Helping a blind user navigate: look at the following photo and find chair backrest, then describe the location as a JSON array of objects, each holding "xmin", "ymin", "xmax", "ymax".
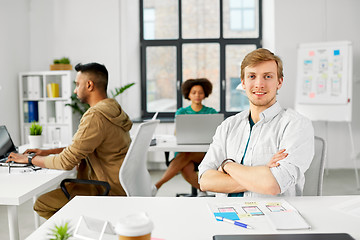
[
  {"xmin": 119, "ymin": 120, "xmax": 159, "ymax": 197},
  {"xmin": 303, "ymin": 136, "xmax": 326, "ymax": 196}
]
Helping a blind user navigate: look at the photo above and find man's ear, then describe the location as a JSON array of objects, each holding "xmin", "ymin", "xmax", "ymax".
[
  {"xmin": 277, "ymin": 77, "xmax": 283, "ymax": 90},
  {"xmin": 87, "ymin": 80, "xmax": 95, "ymax": 91},
  {"xmin": 241, "ymin": 78, "xmax": 245, "ymax": 89}
]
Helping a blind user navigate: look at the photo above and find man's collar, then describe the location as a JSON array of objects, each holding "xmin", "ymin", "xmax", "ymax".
[
  {"xmin": 259, "ymin": 101, "xmax": 282, "ymax": 122},
  {"xmin": 239, "ymin": 102, "xmax": 282, "ymax": 122}
]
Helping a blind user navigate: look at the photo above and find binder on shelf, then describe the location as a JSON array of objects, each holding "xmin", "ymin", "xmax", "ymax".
[
  {"xmin": 28, "ymin": 101, "xmax": 39, "ymax": 122},
  {"xmin": 55, "ymin": 101, "xmax": 64, "ymax": 123},
  {"xmin": 22, "ymin": 79, "xmax": 29, "ymax": 99},
  {"xmin": 23, "ymin": 102, "xmax": 29, "ymax": 123},
  {"xmin": 38, "ymin": 101, "xmax": 46, "ymax": 123},
  {"xmin": 60, "ymin": 125, "xmax": 70, "ymax": 145},
  {"xmin": 62, "ymin": 75, "xmax": 70, "ymax": 98},
  {"xmin": 28, "ymin": 76, "xmax": 41, "ymax": 99},
  {"xmin": 63, "ymin": 105, "xmax": 72, "ymax": 124},
  {"xmin": 47, "ymin": 83, "xmax": 60, "ymax": 98}
]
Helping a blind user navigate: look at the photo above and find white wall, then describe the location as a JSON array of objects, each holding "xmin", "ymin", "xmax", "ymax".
[
  {"xmin": 0, "ymin": 0, "xmax": 30, "ymax": 145},
  {"xmin": 28, "ymin": 0, "xmax": 141, "ymax": 118},
  {"xmin": 273, "ymin": 0, "xmax": 360, "ymax": 168}
]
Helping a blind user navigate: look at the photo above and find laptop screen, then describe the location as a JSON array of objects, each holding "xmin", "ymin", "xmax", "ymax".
[
  {"xmin": 175, "ymin": 114, "xmax": 224, "ymax": 145},
  {"xmin": 0, "ymin": 125, "xmax": 17, "ymax": 159}
]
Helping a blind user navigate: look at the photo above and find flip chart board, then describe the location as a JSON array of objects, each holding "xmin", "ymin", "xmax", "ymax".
[{"xmin": 295, "ymin": 41, "xmax": 353, "ymax": 122}]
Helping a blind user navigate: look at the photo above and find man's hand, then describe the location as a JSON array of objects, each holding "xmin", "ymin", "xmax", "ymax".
[
  {"xmin": 23, "ymin": 148, "xmax": 48, "ymax": 156},
  {"xmin": 6, "ymin": 152, "xmax": 29, "ymax": 164},
  {"xmin": 267, "ymin": 149, "xmax": 288, "ymax": 168}
]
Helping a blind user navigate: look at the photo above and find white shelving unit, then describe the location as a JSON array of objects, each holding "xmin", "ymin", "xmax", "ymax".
[{"xmin": 19, "ymin": 70, "xmax": 76, "ymax": 146}]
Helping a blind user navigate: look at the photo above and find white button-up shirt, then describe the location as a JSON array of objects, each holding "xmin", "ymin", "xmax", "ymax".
[{"xmin": 198, "ymin": 102, "xmax": 314, "ymax": 197}]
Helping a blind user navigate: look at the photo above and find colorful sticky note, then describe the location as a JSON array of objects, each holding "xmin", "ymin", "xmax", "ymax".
[
  {"xmin": 309, "ymin": 51, "xmax": 315, "ymax": 56},
  {"xmin": 334, "ymin": 49, "xmax": 340, "ymax": 56},
  {"xmin": 214, "ymin": 212, "xmax": 240, "ymax": 221}
]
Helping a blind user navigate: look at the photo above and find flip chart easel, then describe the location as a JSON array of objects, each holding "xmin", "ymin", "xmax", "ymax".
[{"xmin": 294, "ymin": 41, "xmax": 359, "ymax": 189}]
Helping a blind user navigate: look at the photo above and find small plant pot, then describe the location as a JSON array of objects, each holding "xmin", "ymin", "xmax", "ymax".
[
  {"xmin": 28, "ymin": 135, "xmax": 43, "ymax": 148},
  {"xmin": 50, "ymin": 64, "xmax": 72, "ymax": 71}
]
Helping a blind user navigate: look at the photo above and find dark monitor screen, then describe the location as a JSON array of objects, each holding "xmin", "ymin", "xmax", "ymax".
[
  {"xmin": 213, "ymin": 233, "xmax": 355, "ymax": 240},
  {"xmin": 0, "ymin": 125, "xmax": 17, "ymax": 159}
]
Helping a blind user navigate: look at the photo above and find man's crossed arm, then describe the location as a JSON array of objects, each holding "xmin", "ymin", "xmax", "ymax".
[{"xmin": 199, "ymin": 149, "xmax": 287, "ymax": 195}]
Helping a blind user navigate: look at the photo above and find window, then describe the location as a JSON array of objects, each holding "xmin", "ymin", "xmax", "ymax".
[
  {"xmin": 228, "ymin": 0, "xmax": 256, "ymax": 32},
  {"xmin": 140, "ymin": 0, "xmax": 262, "ymax": 118},
  {"xmin": 143, "ymin": 8, "xmax": 155, "ymax": 39}
]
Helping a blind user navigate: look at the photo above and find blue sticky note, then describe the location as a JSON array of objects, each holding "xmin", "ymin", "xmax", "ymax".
[
  {"xmin": 334, "ymin": 50, "xmax": 340, "ymax": 56},
  {"xmin": 214, "ymin": 212, "xmax": 240, "ymax": 221}
]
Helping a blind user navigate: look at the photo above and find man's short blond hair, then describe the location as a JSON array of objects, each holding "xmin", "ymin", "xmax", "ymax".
[{"xmin": 240, "ymin": 48, "xmax": 284, "ymax": 80}]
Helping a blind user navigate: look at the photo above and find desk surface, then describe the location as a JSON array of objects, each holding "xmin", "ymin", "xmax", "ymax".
[
  {"xmin": 27, "ymin": 196, "xmax": 360, "ymax": 240},
  {"xmin": 0, "ymin": 167, "xmax": 74, "ymax": 206},
  {"xmin": 148, "ymin": 135, "xmax": 209, "ymax": 152}
]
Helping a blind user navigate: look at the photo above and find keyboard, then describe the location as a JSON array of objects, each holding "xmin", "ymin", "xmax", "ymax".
[{"xmin": 0, "ymin": 161, "xmax": 29, "ymax": 167}]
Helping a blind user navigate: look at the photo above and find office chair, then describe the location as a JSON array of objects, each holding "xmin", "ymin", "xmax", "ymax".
[
  {"xmin": 303, "ymin": 136, "xmax": 326, "ymax": 196},
  {"xmin": 119, "ymin": 120, "xmax": 160, "ymax": 196},
  {"xmin": 61, "ymin": 120, "xmax": 159, "ymax": 199},
  {"xmin": 60, "ymin": 179, "xmax": 110, "ymax": 200}
]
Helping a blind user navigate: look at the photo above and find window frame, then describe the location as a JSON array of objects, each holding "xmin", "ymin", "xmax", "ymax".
[{"xmin": 140, "ymin": 0, "xmax": 262, "ymax": 119}]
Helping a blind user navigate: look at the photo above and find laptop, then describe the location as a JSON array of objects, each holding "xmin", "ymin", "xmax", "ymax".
[
  {"xmin": 213, "ymin": 233, "xmax": 355, "ymax": 240},
  {"xmin": 0, "ymin": 125, "xmax": 28, "ymax": 167},
  {"xmin": 175, "ymin": 114, "xmax": 224, "ymax": 145}
]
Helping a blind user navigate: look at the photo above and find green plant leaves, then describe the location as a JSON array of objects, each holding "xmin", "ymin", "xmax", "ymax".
[
  {"xmin": 48, "ymin": 222, "xmax": 72, "ymax": 240},
  {"xmin": 29, "ymin": 122, "xmax": 42, "ymax": 135},
  {"xmin": 53, "ymin": 57, "xmax": 71, "ymax": 64},
  {"xmin": 110, "ymin": 83, "xmax": 135, "ymax": 98}
]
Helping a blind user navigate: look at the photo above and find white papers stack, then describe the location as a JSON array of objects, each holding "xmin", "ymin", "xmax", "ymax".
[{"xmin": 266, "ymin": 210, "xmax": 311, "ymax": 230}]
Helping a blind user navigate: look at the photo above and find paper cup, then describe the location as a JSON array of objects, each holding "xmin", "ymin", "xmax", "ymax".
[{"xmin": 115, "ymin": 212, "xmax": 153, "ymax": 240}]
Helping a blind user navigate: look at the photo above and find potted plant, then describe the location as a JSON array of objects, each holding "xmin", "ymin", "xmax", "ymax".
[
  {"xmin": 48, "ymin": 222, "xmax": 72, "ymax": 240},
  {"xmin": 28, "ymin": 121, "xmax": 43, "ymax": 148},
  {"xmin": 50, "ymin": 57, "xmax": 73, "ymax": 71}
]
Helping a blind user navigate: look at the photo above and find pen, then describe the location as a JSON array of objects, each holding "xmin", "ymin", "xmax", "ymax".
[{"xmin": 215, "ymin": 216, "xmax": 253, "ymax": 229}]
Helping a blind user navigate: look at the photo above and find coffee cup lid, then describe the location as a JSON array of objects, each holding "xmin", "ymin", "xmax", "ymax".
[{"xmin": 115, "ymin": 212, "xmax": 153, "ymax": 237}]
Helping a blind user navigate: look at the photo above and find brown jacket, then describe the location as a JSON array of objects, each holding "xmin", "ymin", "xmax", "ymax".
[{"xmin": 44, "ymin": 98, "xmax": 132, "ymax": 196}]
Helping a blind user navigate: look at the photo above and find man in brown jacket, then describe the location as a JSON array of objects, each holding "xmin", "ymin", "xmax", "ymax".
[{"xmin": 8, "ymin": 62, "xmax": 133, "ymax": 219}]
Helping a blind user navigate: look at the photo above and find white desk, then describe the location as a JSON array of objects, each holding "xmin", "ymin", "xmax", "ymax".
[
  {"xmin": 0, "ymin": 167, "xmax": 75, "ymax": 240},
  {"xmin": 26, "ymin": 195, "xmax": 360, "ymax": 240},
  {"xmin": 148, "ymin": 135, "xmax": 209, "ymax": 153}
]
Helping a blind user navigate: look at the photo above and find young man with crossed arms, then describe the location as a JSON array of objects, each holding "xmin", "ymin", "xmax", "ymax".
[{"xmin": 199, "ymin": 49, "xmax": 314, "ymax": 197}]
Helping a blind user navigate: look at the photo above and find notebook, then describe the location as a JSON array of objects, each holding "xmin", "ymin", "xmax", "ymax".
[
  {"xmin": 0, "ymin": 125, "xmax": 29, "ymax": 167},
  {"xmin": 213, "ymin": 233, "xmax": 355, "ymax": 240},
  {"xmin": 175, "ymin": 114, "xmax": 224, "ymax": 145}
]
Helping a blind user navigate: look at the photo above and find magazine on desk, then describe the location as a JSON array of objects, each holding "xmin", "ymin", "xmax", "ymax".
[{"xmin": 207, "ymin": 199, "xmax": 311, "ymax": 230}]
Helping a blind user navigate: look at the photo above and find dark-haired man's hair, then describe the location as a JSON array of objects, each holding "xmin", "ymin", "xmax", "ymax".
[
  {"xmin": 75, "ymin": 62, "xmax": 108, "ymax": 92},
  {"xmin": 181, "ymin": 78, "xmax": 213, "ymax": 100}
]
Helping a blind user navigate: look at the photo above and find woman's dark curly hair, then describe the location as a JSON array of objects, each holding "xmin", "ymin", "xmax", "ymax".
[{"xmin": 181, "ymin": 78, "xmax": 213, "ymax": 100}]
